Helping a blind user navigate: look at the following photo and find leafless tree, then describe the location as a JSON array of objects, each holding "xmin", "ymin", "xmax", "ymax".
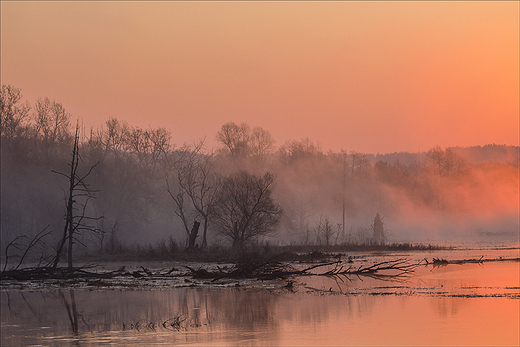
[
  {"xmin": 166, "ymin": 173, "xmax": 196, "ymax": 249},
  {"xmin": 249, "ymin": 126, "xmax": 275, "ymax": 157},
  {"xmin": 346, "ymin": 151, "xmax": 371, "ymax": 178},
  {"xmin": 33, "ymin": 97, "xmax": 71, "ymax": 145},
  {"xmin": 51, "ymin": 123, "xmax": 101, "ymax": 268},
  {"xmin": 104, "ymin": 117, "xmax": 129, "ymax": 152},
  {"xmin": 424, "ymin": 146, "xmax": 467, "ymax": 177},
  {"xmin": 2, "ymin": 226, "xmax": 53, "ymax": 271},
  {"xmin": 277, "ymin": 137, "xmax": 323, "ymax": 163},
  {"xmin": 0, "ymin": 84, "xmax": 31, "ymax": 139},
  {"xmin": 212, "ymin": 171, "xmax": 282, "ymax": 249},
  {"xmin": 216, "ymin": 122, "xmax": 251, "ymax": 157},
  {"xmin": 315, "ymin": 215, "xmax": 337, "ymax": 246},
  {"xmin": 85, "ymin": 118, "xmax": 169, "ymax": 251},
  {"xmin": 148, "ymin": 127, "xmax": 171, "ymax": 169},
  {"xmin": 276, "ymin": 188, "xmax": 317, "ymax": 244},
  {"xmin": 443, "ymin": 148, "xmax": 467, "ymax": 177},
  {"xmin": 166, "ymin": 142, "xmax": 219, "ymax": 250}
]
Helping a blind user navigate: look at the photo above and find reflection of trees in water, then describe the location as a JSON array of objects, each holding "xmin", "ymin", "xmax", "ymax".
[
  {"xmin": 3, "ymin": 287, "xmax": 378, "ymax": 345},
  {"xmin": 58, "ymin": 290, "xmax": 87, "ymax": 346},
  {"xmin": 2, "ymin": 288, "xmax": 281, "ymax": 344},
  {"xmin": 1, "ymin": 290, "xmax": 197, "ymax": 334},
  {"xmin": 203, "ymin": 287, "xmax": 378, "ymax": 339},
  {"xmin": 430, "ymin": 297, "xmax": 468, "ymax": 317},
  {"xmin": 59, "ymin": 290, "xmax": 79, "ymax": 334},
  {"xmin": 205, "ymin": 290, "xmax": 280, "ymax": 330},
  {"xmin": 1, "ymin": 291, "xmax": 83, "ymax": 345},
  {"xmin": 275, "ymin": 294, "xmax": 376, "ymax": 327},
  {"xmin": 3, "ymin": 291, "xmax": 49, "ymax": 324}
]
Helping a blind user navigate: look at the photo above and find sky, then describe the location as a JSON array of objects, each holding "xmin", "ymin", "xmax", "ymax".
[{"xmin": 1, "ymin": 1, "xmax": 518, "ymax": 154}]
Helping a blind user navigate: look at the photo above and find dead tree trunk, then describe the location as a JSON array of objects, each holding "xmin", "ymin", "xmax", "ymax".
[
  {"xmin": 67, "ymin": 133, "xmax": 80, "ymax": 268},
  {"xmin": 51, "ymin": 123, "xmax": 100, "ymax": 268},
  {"xmin": 53, "ymin": 125, "xmax": 79, "ymax": 268},
  {"xmin": 187, "ymin": 221, "xmax": 200, "ymax": 250}
]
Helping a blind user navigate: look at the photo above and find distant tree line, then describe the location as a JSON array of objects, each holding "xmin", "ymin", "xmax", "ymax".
[{"xmin": 1, "ymin": 85, "xmax": 518, "ymax": 265}]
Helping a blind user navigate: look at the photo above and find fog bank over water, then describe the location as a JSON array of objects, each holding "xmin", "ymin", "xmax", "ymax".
[
  {"xmin": 1, "ymin": 90, "xmax": 518, "ymax": 253},
  {"xmin": 272, "ymin": 147, "xmax": 518, "ymax": 245}
]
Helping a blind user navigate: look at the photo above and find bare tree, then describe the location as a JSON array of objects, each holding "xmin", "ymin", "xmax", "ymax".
[
  {"xmin": 277, "ymin": 137, "xmax": 322, "ymax": 163},
  {"xmin": 213, "ymin": 171, "xmax": 282, "ymax": 249},
  {"xmin": 126, "ymin": 127, "xmax": 149, "ymax": 158},
  {"xmin": 346, "ymin": 151, "xmax": 370, "ymax": 178},
  {"xmin": 315, "ymin": 215, "xmax": 337, "ymax": 246},
  {"xmin": 148, "ymin": 127, "xmax": 171, "ymax": 170},
  {"xmin": 166, "ymin": 142, "xmax": 219, "ymax": 250},
  {"xmin": 87, "ymin": 118, "xmax": 167, "ymax": 252},
  {"xmin": 443, "ymin": 148, "xmax": 467, "ymax": 177},
  {"xmin": 178, "ymin": 143, "xmax": 219, "ymax": 249},
  {"xmin": 51, "ymin": 123, "xmax": 100, "ymax": 268},
  {"xmin": 276, "ymin": 187, "xmax": 317, "ymax": 244},
  {"xmin": 33, "ymin": 97, "xmax": 71, "ymax": 145},
  {"xmin": 0, "ymin": 84, "xmax": 31, "ymax": 139},
  {"xmin": 424, "ymin": 146, "xmax": 467, "ymax": 177},
  {"xmin": 424, "ymin": 146, "xmax": 445, "ymax": 175},
  {"xmin": 104, "ymin": 117, "xmax": 129, "ymax": 152},
  {"xmin": 2, "ymin": 226, "xmax": 53, "ymax": 271},
  {"xmin": 216, "ymin": 122, "xmax": 251, "ymax": 157},
  {"xmin": 166, "ymin": 173, "xmax": 197, "ymax": 249},
  {"xmin": 249, "ymin": 126, "xmax": 275, "ymax": 157}
]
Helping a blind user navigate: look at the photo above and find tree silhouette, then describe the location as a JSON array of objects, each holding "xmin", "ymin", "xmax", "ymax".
[
  {"xmin": 51, "ymin": 124, "xmax": 100, "ymax": 268},
  {"xmin": 213, "ymin": 171, "xmax": 282, "ymax": 249}
]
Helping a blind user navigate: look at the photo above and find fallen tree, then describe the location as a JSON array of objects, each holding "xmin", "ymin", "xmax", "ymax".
[
  {"xmin": 185, "ymin": 258, "xmax": 420, "ymax": 281},
  {"xmin": 2, "ymin": 255, "xmax": 518, "ymax": 284},
  {"xmin": 422, "ymin": 256, "xmax": 520, "ymax": 266}
]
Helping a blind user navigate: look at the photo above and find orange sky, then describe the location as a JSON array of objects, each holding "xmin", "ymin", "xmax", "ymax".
[{"xmin": 1, "ymin": 1, "xmax": 518, "ymax": 153}]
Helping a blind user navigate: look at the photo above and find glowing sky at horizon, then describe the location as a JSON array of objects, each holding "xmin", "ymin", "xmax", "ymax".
[{"xmin": 1, "ymin": 1, "xmax": 518, "ymax": 153}]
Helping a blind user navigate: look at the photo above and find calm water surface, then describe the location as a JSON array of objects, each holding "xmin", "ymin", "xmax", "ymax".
[{"xmin": 1, "ymin": 248, "xmax": 519, "ymax": 346}]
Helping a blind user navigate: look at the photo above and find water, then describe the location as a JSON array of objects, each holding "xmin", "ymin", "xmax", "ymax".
[{"xmin": 1, "ymin": 247, "xmax": 519, "ymax": 346}]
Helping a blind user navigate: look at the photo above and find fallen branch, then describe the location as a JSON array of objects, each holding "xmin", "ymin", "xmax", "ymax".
[
  {"xmin": 183, "ymin": 258, "xmax": 420, "ymax": 280},
  {"xmin": 424, "ymin": 256, "xmax": 520, "ymax": 266},
  {"xmin": 306, "ymin": 258, "xmax": 418, "ymax": 277}
]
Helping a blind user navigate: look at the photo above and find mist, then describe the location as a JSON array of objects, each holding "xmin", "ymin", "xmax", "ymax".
[
  {"xmin": 1, "ymin": 87, "xmax": 519, "ymax": 261},
  {"xmin": 270, "ymin": 145, "xmax": 518, "ymax": 245}
]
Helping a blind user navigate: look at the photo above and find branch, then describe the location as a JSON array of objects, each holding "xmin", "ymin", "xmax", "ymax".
[
  {"xmin": 14, "ymin": 226, "xmax": 53, "ymax": 270},
  {"xmin": 3, "ymin": 235, "xmax": 28, "ymax": 271}
]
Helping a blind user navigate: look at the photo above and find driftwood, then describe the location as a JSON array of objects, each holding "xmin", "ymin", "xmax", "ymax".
[
  {"xmin": 423, "ymin": 256, "xmax": 520, "ymax": 266},
  {"xmin": 1, "ymin": 259, "xmax": 419, "ymax": 282},
  {"xmin": 1, "ymin": 265, "xmax": 120, "ymax": 281},
  {"xmin": 184, "ymin": 258, "xmax": 420, "ymax": 281},
  {"xmin": 3, "ymin": 256, "xmax": 517, "ymax": 284},
  {"xmin": 0, "ymin": 265, "xmax": 178, "ymax": 281}
]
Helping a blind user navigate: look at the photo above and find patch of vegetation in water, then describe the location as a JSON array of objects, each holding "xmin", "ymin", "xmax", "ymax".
[{"xmin": 67, "ymin": 242, "xmax": 452, "ymax": 265}]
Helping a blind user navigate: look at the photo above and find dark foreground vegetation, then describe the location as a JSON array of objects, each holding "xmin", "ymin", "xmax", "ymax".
[
  {"xmin": 2, "ymin": 237, "xmax": 448, "ymax": 269},
  {"xmin": 77, "ymin": 241, "xmax": 449, "ymax": 262}
]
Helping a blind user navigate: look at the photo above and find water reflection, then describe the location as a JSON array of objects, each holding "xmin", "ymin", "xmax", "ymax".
[
  {"xmin": 1, "ymin": 262, "xmax": 519, "ymax": 346},
  {"xmin": 59, "ymin": 290, "xmax": 79, "ymax": 335}
]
